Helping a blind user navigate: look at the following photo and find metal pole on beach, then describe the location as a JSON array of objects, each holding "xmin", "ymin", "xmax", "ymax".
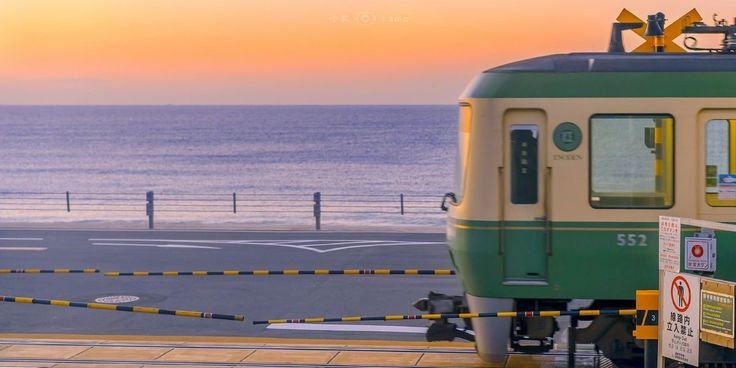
[
  {"xmin": 400, "ymin": 193, "xmax": 404, "ymax": 215},
  {"xmin": 313, "ymin": 192, "xmax": 321, "ymax": 230},
  {"xmin": 232, "ymin": 192, "xmax": 237, "ymax": 214},
  {"xmin": 146, "ymin": 191, "xmax": 154, "ymax": 229}
]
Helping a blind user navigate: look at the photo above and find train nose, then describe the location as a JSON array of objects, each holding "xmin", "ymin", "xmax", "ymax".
[{"xmin": 465, "ymin": 294, "xmax": 513, "ymax": 365}]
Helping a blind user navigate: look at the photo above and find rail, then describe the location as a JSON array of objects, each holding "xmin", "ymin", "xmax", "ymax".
[{"xmin": 0, "ymin": 191, "xmax": 444, "ymax": 229}]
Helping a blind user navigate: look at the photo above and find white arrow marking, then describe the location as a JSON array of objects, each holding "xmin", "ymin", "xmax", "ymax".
[
  {"xmin": 266, "ymin": 323, "xmax": 428, "ymax": 334},
  {"xmin": 88, "ymin": 238, "xmax": 445, "ymax": 253}
]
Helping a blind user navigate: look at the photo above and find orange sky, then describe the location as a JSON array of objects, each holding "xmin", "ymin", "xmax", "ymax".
[{"xmin": 1, "ymin": 1, "xmax": 735, "ymax": 104}]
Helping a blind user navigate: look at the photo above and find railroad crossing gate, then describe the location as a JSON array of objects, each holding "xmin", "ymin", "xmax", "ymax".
[{"xmin": 657, "ymin": 216, "xmax": 736, "ymax": 366}]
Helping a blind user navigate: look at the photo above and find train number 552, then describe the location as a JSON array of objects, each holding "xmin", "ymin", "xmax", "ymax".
[{"xmin": 616, "ymin": 233, "xmax": 647, "ymax": 246}]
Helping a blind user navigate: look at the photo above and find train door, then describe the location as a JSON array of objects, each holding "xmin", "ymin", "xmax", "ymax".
[
  {"xmin": 501, "ymin": 110, "xmax": 548, "ymax": 284},
  {"xmin": 699, "ymin": 110, "xmax": 736, "ymax": 216}
]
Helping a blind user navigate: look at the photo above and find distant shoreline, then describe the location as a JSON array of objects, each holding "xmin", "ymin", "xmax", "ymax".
[{"xmin": 0, "ymin": 104, "xmax": 457, "ymax": 107}]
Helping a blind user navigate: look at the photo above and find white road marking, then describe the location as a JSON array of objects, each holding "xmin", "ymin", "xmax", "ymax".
[
  {"xmin": 88, "ymin": 238, "xmax": 445, "ymax": 253},
  {"xmin": 300, "ymin": 240, "xmax": 386, "ymax": 247},
  {"xmin": 0, "ymin": 238, "xmax": 43, "ymax": 241},
  {"xmin": 0, "ymin": 247, "xmax": 47, "ymax": 251},
  {"xmin": 266, "ymin": 323, "xmax": 428, "ymax": 334},
  {"xmin": 325, "ymin": 241, "xmax": 446, "ymax": 253},
  {"xmin": 91, "ymin": 242, "xmax": 221, "ymax": 250}
]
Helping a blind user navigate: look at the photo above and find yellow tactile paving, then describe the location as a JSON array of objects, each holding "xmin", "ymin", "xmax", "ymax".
[
  {"xmin": 506, "ymin": 354, "xmax": 557, "ymax": 368},
  {"xmin": 72, "ymin": 346, "xmax": 171, "ymax": 361},
  {"xmin": 0, "ymin": 345, "xmax": 90, "ymax": 359},
  {"xmin": 141, "ymin": 363, "xmax": 221, "ymax": 368},
  {"xmin": 0, "ymin": 334, "xmax": 470, "ymax": 348},
  {"xmin": 157, "ymin": 347, "xmax": 254, "ymax": 362},
  {"xmin": 53, "ymin": 364, "xmax": 143, "ymax": 368},
  {"xmin": 417, "ymin": 352, "xmax": 499, "ymax": 367},
  {"xmin": 329, "ymin": 351, "xmax": 423, "ymax": 366},
  {"xmin": 243, "ymin": 349, "xmax": 337, "ymax": 365},
  {"xmin": 142, "ymin": 366, "xmax": 231, "ymax": 368},
  {"xmin": 0, "ymin": 337, "xmax": 609, "ymax": 368}
]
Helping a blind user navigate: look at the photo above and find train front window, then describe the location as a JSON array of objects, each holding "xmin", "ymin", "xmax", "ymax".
[
  {"xmin": 705, "ymin": 119, "xmax": 736, "ymax": 206},
  {"xmin": 589, "ymin": 114, "xmax": 674, "ymax": 208},
  {"xmin": 454, "ymin": 103, "xmax": 472, "ymax": 203}
]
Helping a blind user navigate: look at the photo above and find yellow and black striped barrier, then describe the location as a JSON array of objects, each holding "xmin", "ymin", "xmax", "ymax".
[
  {"xmin": 0, "ymin": 295, "xmax": 245, "ymax": 321},
  {"xmin": 253, "ymin": 308, "xmax": 637, "ymax": 325},
  {"xmin": 0, "ymin": 268, "xmax": 99, "ymax": 274},
  {"xmin": 104, "ymin": 269, "xmax": 456, "ymax": 277}
]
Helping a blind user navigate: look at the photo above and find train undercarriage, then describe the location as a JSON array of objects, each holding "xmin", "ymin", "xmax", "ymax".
[{"xmin": 415, "ymin": 293, "xmax": 642, "ymax": 367}]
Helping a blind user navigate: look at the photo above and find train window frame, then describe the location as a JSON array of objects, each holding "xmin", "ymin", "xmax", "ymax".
[
  {"xmin": 705, "ymin": 119, "xmax": 736, "ymax": 207},
  {"xmin": 588, "ymin": 114, "xmax": 675, "ymax": 209},
  {"xmin": 510, "ymin": 124, "xmax": 539, "ymax": 204},
  {"xmin": 453, "ymin": 102, "xmax": 472, "ymax": 204}
]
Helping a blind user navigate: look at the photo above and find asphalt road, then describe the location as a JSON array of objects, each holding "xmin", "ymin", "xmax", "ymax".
[{"xmin": 0, "ymin": 228, "xmax": 461, "ymax": 341}]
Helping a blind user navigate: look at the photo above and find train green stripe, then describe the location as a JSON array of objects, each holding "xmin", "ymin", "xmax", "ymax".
[
  {"xmin": 448, "ymin": 219, "xmax": 701, "ymax": 231},
  {"xmin": 463, "ymin": 72, "xmax": 736, "ymax": 98},
  {"xmin": 448, "ymin": 218, "xmax": 736, "ymax": 299}
]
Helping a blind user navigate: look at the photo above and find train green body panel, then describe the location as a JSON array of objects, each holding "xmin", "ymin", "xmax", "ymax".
[{"xmin": 448, "ymin": 218, "xmax": 736, "ymax": 300}]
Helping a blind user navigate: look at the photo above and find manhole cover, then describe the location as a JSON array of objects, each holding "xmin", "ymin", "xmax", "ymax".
[{"xmin": 94, "ymin": 295, "xmax": 139, "ymax": 304}]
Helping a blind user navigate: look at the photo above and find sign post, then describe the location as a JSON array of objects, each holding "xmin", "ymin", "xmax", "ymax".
[{"xmin": 657, "ymin": 216, "xmax": 682, "ymax": 368}]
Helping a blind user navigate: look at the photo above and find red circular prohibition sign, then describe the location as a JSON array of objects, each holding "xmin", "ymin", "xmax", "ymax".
[{"xmin": 670, "ymin": 275, "xmax": 691, "ymax": 313}]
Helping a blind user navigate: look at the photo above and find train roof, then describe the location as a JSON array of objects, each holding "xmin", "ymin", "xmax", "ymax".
[
  {"xmin": 486, "ymin": 53, "xmax": 736, "ymax": 73},
  {"xmin": 462, "ymin": 52, "xmax": 736, "ymax": 99}
]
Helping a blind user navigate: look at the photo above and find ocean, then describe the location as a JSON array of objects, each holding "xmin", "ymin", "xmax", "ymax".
[{"xmin": 0, "ymin": 105, "xmax": 457, "ymax": 228}]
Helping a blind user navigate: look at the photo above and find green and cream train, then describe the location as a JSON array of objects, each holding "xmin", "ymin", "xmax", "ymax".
[{"xmin": 444, "ymin": 51, "xmax": 736, "ymax": 364}]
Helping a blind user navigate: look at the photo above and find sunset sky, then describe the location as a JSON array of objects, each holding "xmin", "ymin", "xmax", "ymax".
[{"xmin": 2, "ymin": 1, "xmax": 735, "ymax": 104}]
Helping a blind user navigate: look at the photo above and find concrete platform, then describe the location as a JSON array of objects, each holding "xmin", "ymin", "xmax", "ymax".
[{"xmin": 0, "ymin": 335, "xmax": 613, "ymax": 367}]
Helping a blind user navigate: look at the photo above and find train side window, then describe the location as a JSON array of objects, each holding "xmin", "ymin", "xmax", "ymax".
[
  {"xmin": 510, "ymin": 124, "xmax": 538, "ymax": 204},
  {"xmin": 454, "ymin": 103, "xmax": 472, "ymax": 203},
  {"xmin": 589, "ymin": 114, "xmax": 674, "ymax": 208},
  {"xmin": 705, "ymin": 119, "xmax": 736, "ymax": 206}
]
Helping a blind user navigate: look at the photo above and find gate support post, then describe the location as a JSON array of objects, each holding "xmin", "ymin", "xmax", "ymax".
[{"xmin": 568, "ymin": 315, "xmax": 578, "ymax": 368}]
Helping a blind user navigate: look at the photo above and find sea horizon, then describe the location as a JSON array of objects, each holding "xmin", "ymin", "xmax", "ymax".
[{"xmin": 0, "ymin": 105, "xmax": 456, "ymax": 228}]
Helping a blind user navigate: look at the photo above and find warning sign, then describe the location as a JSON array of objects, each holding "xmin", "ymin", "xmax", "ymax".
[
  {"xmin": 662, "ymin": 272, "xmax": 700, "ymax": 366},
  {"xmin": 701, "ymin": 278, "xmax": 735, "ymax": 349},
  {"xmin": 659, "ymin": 216, "xmax": 681, "ymax": 272},
  {"xmin": 685, "ymin": 237, "xmax": 716, "ymax": 272}
]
